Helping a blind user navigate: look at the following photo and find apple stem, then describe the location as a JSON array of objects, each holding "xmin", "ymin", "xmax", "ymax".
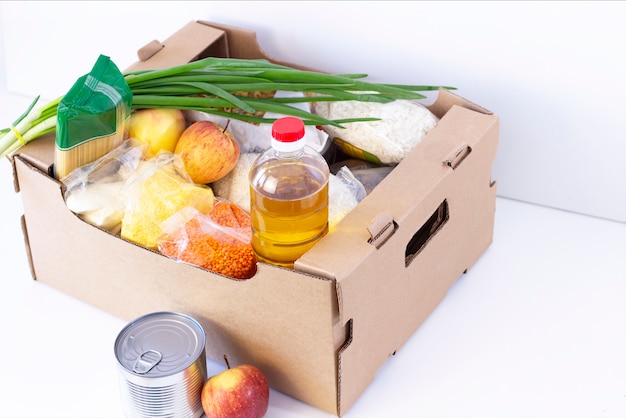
[
  {"xmin": 223, "ymin": 354, "xmax": 231, "ymax": 370},
  {"xmin": 223, "ymin": 119, "xmax": 231, "ymax": 133}
]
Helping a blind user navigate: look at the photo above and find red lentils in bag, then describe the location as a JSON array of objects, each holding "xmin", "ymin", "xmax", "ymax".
[{"xmin": 159, "ymin": 200, "xmax": 257, "ymax": 280}]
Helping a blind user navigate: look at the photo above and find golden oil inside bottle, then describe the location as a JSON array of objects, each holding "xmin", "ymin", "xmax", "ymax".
[{"xmin": 250, "ymin": 160, "xmax": 329, "ymax": 268}]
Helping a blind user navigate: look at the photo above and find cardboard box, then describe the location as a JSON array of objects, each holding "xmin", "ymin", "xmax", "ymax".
[{"xmin": 10, "ymin": 21, "xmax": 499, "ymax": 416}]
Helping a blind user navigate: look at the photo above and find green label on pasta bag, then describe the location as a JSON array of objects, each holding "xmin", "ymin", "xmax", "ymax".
[
  {"xmin": 332, "ymin": 137, "xmax": 383, "ymax": 165},
  {"xmin": 57, "ymin": 54, "xmax": 132, "ymax": 150},
  {"xmin": 55, "ymin": 54, "xmax": 132, "ymax": 179}
]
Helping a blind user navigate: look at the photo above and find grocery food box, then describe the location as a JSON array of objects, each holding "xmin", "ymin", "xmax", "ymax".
[{"xmin": 10, "ymin": 21, "xmax": 499, "ymax": 416}]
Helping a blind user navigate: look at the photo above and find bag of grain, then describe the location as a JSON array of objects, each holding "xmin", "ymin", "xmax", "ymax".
[{"xmin": 313, "ymin": 99, "xmax": 438, "ymax": 165}]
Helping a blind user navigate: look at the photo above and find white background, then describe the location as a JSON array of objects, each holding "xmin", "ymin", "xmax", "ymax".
[
  {"xmin": 1, "ymin": 1, "xmax": 625, "ymax": 222},
  {"xmin": 1, "ymin": 2, "xmax": 626, "ymax": 418}
]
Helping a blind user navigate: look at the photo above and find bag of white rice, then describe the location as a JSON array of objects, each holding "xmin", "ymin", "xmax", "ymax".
[{"xmin": 313, "ymin": 99, "xmax": 438, "ymax": 164}]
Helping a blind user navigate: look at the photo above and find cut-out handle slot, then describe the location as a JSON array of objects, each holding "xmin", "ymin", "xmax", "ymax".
[{"xmin": 405, "ymin": 199, "xmax": 449, "ymax": 267}]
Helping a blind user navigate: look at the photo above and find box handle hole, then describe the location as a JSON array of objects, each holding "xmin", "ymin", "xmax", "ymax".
[{"xmin": 405, "ymin": 199, "xmax": 449, "ymax": 267}]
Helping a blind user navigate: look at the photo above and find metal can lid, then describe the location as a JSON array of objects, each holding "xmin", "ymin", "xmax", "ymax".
[{"xmin": 114, "ymin": 312, "xmax": 206, "ymax": 378}]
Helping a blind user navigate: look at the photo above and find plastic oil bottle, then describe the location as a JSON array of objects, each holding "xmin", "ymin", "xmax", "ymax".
[{"xmin": 249, "ymin": 117, "xmax": 330, "ymax": 268}]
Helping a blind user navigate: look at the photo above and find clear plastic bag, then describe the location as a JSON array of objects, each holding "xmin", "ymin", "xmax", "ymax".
[
  {"xmin": 62, "ymin": 139, "xmax": 146, "ymax": 234},
  {"xmin": 313, "ymin": 99, "xmax": 438, "ymax": 164},
  {"xmin": 328, "ymin": 166, "xmax": 366, "ymax": 231},
  {"xmin": 120, "ymin": 152, "xmax": 215, "ymax": 250},
  {"xmin": 158, "ymin": 200, "xmax": 257, "ymax": 280}
]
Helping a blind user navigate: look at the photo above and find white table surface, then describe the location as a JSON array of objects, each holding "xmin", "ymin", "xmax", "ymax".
[{"xmin": 1, "ymin": 92, "xmax": 625, "ymax": 418}]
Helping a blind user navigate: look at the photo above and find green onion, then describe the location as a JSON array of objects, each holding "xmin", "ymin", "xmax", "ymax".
[
  {"xmin": 0, "ymin": 95, "xmax": 61, "ymax": 157},
  {"xmin": 1, "ymin": 57, "xmax": 454, "ymax": 158}
]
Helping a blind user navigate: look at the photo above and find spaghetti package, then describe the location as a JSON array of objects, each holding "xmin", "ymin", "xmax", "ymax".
[
  {"xmin": 55, "ymin": 54, "xmax": 132, "ymax": 179},
  {"xmin": 158, "ymin": 200, "xmax": 257, "ymax": 280}
]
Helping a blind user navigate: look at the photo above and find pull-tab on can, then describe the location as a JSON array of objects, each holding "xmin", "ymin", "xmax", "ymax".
[
  {"xmin": 132, "ymin": 349, "xmax": 163, "ymax": 374},
  {"xmin": 114, "ymin": 312, "xmax": 207, "ymax": 418}
]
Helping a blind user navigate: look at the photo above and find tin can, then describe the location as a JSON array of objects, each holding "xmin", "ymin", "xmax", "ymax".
[{"xmin": 114, "ymin": 312, "xmax": 207, "ymax": 418}]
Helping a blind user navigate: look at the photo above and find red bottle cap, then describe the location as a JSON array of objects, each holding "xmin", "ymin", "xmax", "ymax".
[{"xmin": 272, "ymin": 117, "xmax": 305, "ymax": 142}]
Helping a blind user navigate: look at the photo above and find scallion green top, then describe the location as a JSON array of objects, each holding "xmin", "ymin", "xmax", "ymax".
[{"xmin": 0, "ymin": 56, "xmax": 454, "ymax": 158}]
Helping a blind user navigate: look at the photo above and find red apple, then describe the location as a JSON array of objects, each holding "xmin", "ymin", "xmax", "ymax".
[
  {"xmin": 175, "ymin": 120, "xmax": 240, "ymax": 184},
  {"xmin": 201, "ymin": 357, "xmax": 269, "ymax": 418}
]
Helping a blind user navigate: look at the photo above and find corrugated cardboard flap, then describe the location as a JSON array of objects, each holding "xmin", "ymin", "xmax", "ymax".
[
  {"xmin": 297, "ymin": 90, "xmax": 499, "ymax": 414},
  {"xmin": 200, "ymin": 21, "xmax": 318, "ymax": 71},
  {"xmin": 126, "ymin": 20, "xmax": 317, "ymax": 72},
  {"xmin": 126, "ymin": 21, "xmax": 229, "ymax": 72}
]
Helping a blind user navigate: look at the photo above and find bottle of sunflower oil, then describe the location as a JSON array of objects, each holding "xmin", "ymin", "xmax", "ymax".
[{"xmin": 249, "ymin": 117, "xmax": 330, "ymax": 269}]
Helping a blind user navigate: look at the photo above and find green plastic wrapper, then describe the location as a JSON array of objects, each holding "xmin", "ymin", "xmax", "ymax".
[{"xmin": 54, "ymin": 54, "xmax": 132, "ymax": 179}]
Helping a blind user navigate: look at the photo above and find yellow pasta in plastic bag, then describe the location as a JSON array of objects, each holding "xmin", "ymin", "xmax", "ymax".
[{"xmin": 121, "ymin": 153, "xmax": 214, "ymax": 250}]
